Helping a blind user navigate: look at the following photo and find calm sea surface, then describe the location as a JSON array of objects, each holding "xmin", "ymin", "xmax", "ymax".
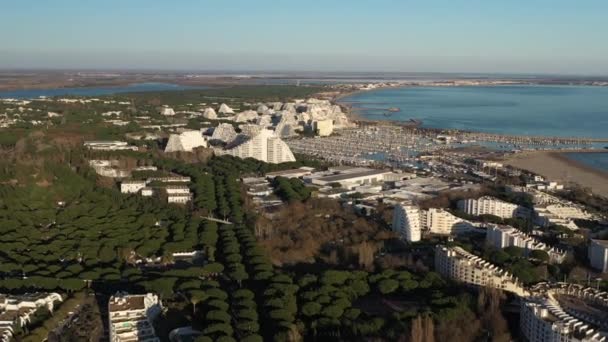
[
  {"xmin": 564, "ymin": 152, "xmax": 608, "ymax": 172},
  {"xmin": 0, "ymin": 82, "xmax": 206, "ymax": 99},
  {"xmin": 340, "ymin": 85, "xmax": 608, "ymax": 139}
]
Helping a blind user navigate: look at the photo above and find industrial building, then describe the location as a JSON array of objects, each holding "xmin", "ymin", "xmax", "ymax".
[{"xmin": 304, "ymin": 166, "xmax": 392, "ymax": 189}]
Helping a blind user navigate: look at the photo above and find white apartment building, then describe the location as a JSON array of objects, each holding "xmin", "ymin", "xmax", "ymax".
[
  {"xmin": 458, "ymin": 196, "xmax": 527, "ymax": 219},
  {"xmin": 84, "ymin": 141, "xmax": 138, "ymax": 151},
  {"xmin": 165, "ymin": 186, "xmax": 191, "ymax": 196},
  {"xmin": 109, "ymin": 293, "xmax": 161, "ymax": 342},
  {"xmin": 164, "ymin": 131, "xmax": 207, "ymax": 152},
  {"xmin": 0, "ymin": 293, "xmax": 62, "ymax": 342},
  {"xmin": 434, "ymin": 245, "xmax": 526, "ymax": 296},
  {"xmin": 392, "ymin": 204, "xmax": 421, "ymax": 242},
  {"xmin": 210, "ymin": 123, "xmax": 237, "ymax": 143},
  {"xmin": 486, "ymin": 225, "xmax": 568, "ymax": 263},
  {"xmin": 147, "ymin": 176, "xmax": 191, "ymax": 183},
  {"xmin": 159, "ymin": 106, "xmax": 175, "ymax": 116},
  {"xmin": 392, "ymin": 205, "xmax": 474, "ymax": 242},
  {"xmin": 521, "ymin": 298, "xmax": 606, "ymax": 342},
  {"xmin": 222, "ymin": 129, "xmax": 296, "ymax": 164},
  {"xmin": 422, "ymin": 208, "xmax": 475, "ymax": 235},
  {"xmin": 588, "ymin": 240, "xmax": 608, "ymax": 273},
  {"xmin": 535, "ymin": 204, "xmax": 593, "ymax": 230},
  {"xmin": 168, "ymin": 194, "xmax": 192, "ymax": 204},
  {"xmin": 313, "ymin": 119, "xmax": 334, "ymax": 137},
  {"xmin": 121, "ymin": 180, "xmax": 147, "ymax": 194}
]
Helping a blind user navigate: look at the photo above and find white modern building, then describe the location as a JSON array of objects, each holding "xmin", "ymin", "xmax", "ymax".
[
  {"xmin": 108, "ymin": 293, "xmax": 162, "ymax": 342},
  {"xmin": 422, "ymin": 208, "xmax": 475, "ymax": 235},
  {"xmin": 521, "ymin": 299, "xmax": 606, "ymax": 342},
  {"xmin": 0, "ymin": 293, "xmax": 62, "ymax": 342},
  {"xmin": 210, "ymin": 123, "xmax": 238, "ymax": 143},
  {"xmin": 392, "ymin": 205, "xmax": 474, "ymax": 242},
  {"xmin": 486, "ymin": 225, "xmax": 568, "ymax": 263},
  {"xmin": 159, "ymin": 106, "xmax": 175, "ymax": 116},
  {"xmin": 121, "ymin": 180, "xmax": 147, "ymax": 194},
  {"xmin": 458, "ymin": 196, "xmax": 527, "ymax": 219},
  {"xmin": 147, "ymin": 176, "xmax": 191, "ymax": 183},
  {"xmin": 588, "ymin": 240, "xmax": 608, "ymax": 273},
  {"xmin": 164, "ymin": 131, "xmax": 208, "ymax": 152},
  {"xmin": 313, "ymin": 119, "xmax": 334, "ymax": 137},
  {"xmin": 167, "ymin": 195, "xmax": 192, "ymax": 204},
  {"xmin": 84, "ymin": 141, "xmax": 138, "ymax": 151},
  {"xmin": 535, "ymin": 204, "xmax": 593, "ymax": 230},
  {"xmin": 522, "ymin": 283, "xmax": 608, "ymax": 342},
  {"xmin": 392, "ymin": 204, "xmax": 422, "ymax": 242},
  {"xmin": 202, "ymin": 107, "xmax": 217, "ymax": 119},
  {"xmin": 434, "ymin": 245, "xmax": 527, "ymax": 296},
  {"xmin": 221, "ymin": 129, "xmax": 296, "ymax": 164},
  {"xmin": 165, "ymin": 186, "xmax": 191, "ymax": 195},
  {"xmin": 218, "ymin": 103, "xmax": 234, "ymax": 114}
]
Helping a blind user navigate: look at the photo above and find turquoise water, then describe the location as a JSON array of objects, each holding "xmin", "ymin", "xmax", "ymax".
[
  {"xmin": 564, "ymin": 152, "xmax": 608, "ymax": 172},
  {"xmin": 341, "ymin": 85, "xmax": 608, "ymax": 139},
  {"xmin": 0, "ymin": 82, "xmax": 206, "ymax": 99}
]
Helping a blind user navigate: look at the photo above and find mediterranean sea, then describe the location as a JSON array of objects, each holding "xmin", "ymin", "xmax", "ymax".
[
  {"xmin": 340, "ymin": 85, "xmax": 608, "ymax": 139},
  {"xmin": 564, "ymin": 152, "xmax": 608, "ymax": 172},
  {"xmin": 0, "ymin": 82, "xmax": 207, "ymax": 99}
]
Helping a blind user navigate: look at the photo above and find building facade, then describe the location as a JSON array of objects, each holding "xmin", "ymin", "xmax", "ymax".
[
  {"xmin": 458, "ymin": 196, "xmax": 526, "ymax": 219},
  {"xmin": 434, "ymin": 245, "xmax": 526, "ymax": 296},
  {"xmin": 486, "ymin": 225, "xmax": 568, "ymax": 263},
  {"xmin": 422, "ymin": 208, "xmax": 474, "ymax": 235},
  {"xmin": 392, "ymin": 204, "xmax": 422, "ymax": 242},
  {"xmin": 313, "ymin": 119, "xmax": 334, "ymax": 137},
  {"xmin": 589, "ymin": 240, "xmax": 608, "ymax": 273},
  {"xmin": 521, "ymin": 283, "xmax": 608, "ymax": 342},
  {"xmin": 164, "ymin": 131, "xmax": 207, "ymax": 152},
  {"xmin": 108, "ymin": 293, "xmax": 162, "ymax": 342},
  {"xmin": 392, "ymin": 205, "xmax": 474, "ymax": 242},
  {"xmin": 222, "ymin": 129, "xmax": 296, "ymax": 164},
  {"xmin": 121, "ymin": 180, "xmax": 147, "ymax": 194}
]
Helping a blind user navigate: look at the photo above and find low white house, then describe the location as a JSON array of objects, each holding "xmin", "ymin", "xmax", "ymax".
[{"xmin": 121, "ymin": 180, "xmax": 147, "ymax": 194}]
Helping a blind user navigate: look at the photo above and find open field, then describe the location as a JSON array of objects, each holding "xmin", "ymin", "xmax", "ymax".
[{"xmin": 504, "ymin": 151, "xmax": 608, "ymax": 197}]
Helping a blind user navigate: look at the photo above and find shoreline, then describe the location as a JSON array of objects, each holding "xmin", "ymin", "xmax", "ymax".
[{"xmin": 504, "ymin": 150, "xmax": 608, "ymax": 197}]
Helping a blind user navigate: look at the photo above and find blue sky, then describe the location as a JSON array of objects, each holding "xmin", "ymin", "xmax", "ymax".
[{"xmin": 1, "ymin": 0, "xmax": 607, "ymax": 74}]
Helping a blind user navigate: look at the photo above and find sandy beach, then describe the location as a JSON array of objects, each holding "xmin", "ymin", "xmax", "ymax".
[{"xmin": 504, "ymin": 151, "xmax": 608, "ymax": 197}]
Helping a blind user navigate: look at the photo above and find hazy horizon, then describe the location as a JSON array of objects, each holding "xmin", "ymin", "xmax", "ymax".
[{"xmin": 2, "ymin": 0, "xmax": 608, "ymax": 75}]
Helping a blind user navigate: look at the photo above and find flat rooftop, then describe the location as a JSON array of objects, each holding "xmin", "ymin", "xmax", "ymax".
[
  {"xmin": 265, "ymin": 168, "xmax": 314, "ymax": 177},
  {"xmin": 316, "ymin": 169, "xmax": 388, "ymax": 183},
  {"xmin": 109, "ymin": 295, "xmax": 145, "ymax": 312}
]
